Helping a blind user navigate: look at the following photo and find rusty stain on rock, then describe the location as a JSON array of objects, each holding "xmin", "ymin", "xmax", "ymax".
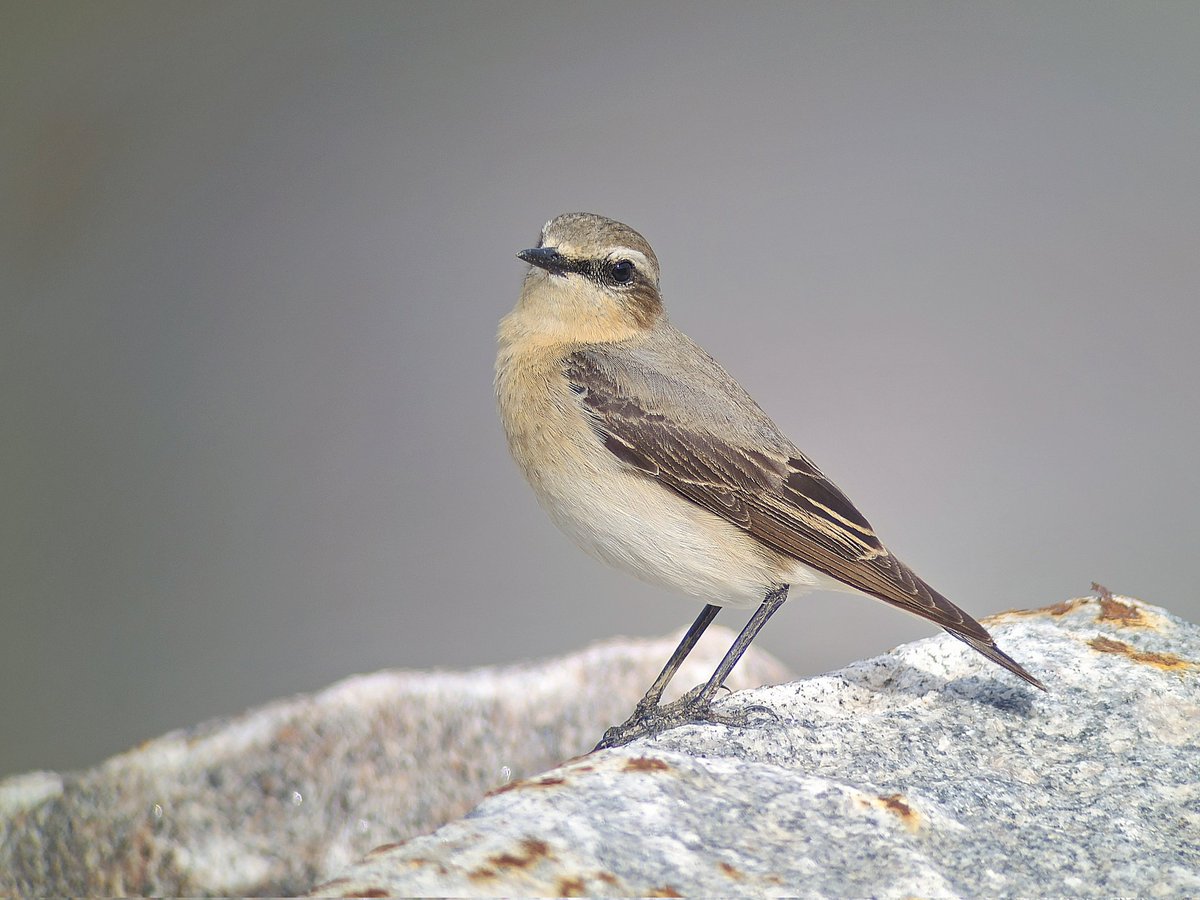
[
  {"xmin": 997, "ymin": 593, "xmax": 1163, "ymax": 631},
  {"xmin": 623, "ymin": 756, "xmax": 670, "ymax": 773},
  {"xmin": 520, "ymin": 837, "xmax": 551, "ymax": 858},
  {"xmin": 354, "ymin": 888, "xmax": 390, "ymax": 898},
  {"xmin": 649, "ymin": 886, "xmax": 683, "ymax": 897},
  {"xmin": 562, "ymin": 753, "xmax": 597, "ymax": 770},
  {"xmin": 853, "ymin": 791, "xmax": 924, "ymax": 832},
  {"xmin": 490, "ymin": 836, "xmax": 552, "ymax": 870},
  {"xmin": 487, "ymin": 774, "xmax": 566, "ymax": 797},
  {"xmin": 879, "ymin": 793, "xmax": 923, "ymax": 831},
  {"xmin": 490, "ymin": 851, "xmax": 530, "ymax": 868},
  {"xmin": 1045, "ymin": 598, "xmax": 1086, "ymax": 616},
  {"xmin": 365, "ymin": 841, "xmax": 407, "ymax": 858},
  {"xmin": 1088, "ymin": 636, "xmax": 1192, "ymax": 672},
  {"xmin": 1000, "ymin": 598, "xmax": 1084, "ymax": 620},
  {"xmin": 467, "ymin": 866, "xmax": 497, "ymax": 882},
  {"xmin": 557, "ymin": 875, "xmax": 587, "ymax": 896},
  {"xmin": 1098, "ymin": 597, "xmax": 1154, "ymax": 628},
  {"xmin": 718, "ymin": 861, "xmax": 744, "ymax": 879},
  {"xmin": 485, "ymin": 779, "xmax": 522, "ymax": 796}
]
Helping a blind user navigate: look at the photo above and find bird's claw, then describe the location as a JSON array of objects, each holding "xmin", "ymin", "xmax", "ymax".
[{"xmin": 592, "ymin": 687, "xmax": 775, "ymax": 750}]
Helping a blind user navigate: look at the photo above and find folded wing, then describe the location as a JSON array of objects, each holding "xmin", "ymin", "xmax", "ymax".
[{"xmin": 565, "ymin": 346, "xmax": 1044, "ymax": 690}]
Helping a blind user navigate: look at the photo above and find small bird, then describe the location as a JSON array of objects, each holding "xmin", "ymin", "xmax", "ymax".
[{"xmin": 496, "ymin": 212, "xmax": 1045, "ymax": 750}]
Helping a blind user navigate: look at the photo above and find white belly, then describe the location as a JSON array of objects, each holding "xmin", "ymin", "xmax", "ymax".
[{"xmin": 532, "ymin": 462, "xmax": 824, "ymax": 609}]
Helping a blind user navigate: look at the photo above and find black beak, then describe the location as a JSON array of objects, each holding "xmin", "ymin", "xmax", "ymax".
[{"xmin": 517, "ymin": 246, "xmax": 570, "ymax": 274}]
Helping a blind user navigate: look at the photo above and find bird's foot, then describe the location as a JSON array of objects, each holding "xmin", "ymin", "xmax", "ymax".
[{"xmin": 592, "ymin": 686, "xmax": 777, "ymax": 751}]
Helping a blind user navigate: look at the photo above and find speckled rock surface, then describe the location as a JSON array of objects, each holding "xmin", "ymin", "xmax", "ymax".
[
  {"xmin": 0, "ymin": 627, "xmax": 790, "ymax": 897},
  {"xmin": 313, "ymin": 595, "xmax": 1200, "ymax": 899}
]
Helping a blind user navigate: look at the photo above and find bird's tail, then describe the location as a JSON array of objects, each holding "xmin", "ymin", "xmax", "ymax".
[
  {"xmin": 945, "ymin": 627, "xmax": 1047, "ymax": 691},
  {"xmin": 844, "ymin": 552, "xmax": 1047, "ymax": 691}
]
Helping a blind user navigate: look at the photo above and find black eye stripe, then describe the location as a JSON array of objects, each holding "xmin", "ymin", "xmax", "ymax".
[{"xmin": 553, "ymin": 255, "xmax": 641, "ymax": 285}]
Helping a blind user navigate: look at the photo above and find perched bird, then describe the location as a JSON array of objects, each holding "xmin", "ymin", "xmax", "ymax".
[{"xmin": 496, "ymin": 212, "xmax": 1045, "ymax": 750}]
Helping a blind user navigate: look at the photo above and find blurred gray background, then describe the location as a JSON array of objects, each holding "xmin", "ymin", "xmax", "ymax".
[{"xmin": 3, "ymin": 2, "xmax": 1198, "ymax": 778}]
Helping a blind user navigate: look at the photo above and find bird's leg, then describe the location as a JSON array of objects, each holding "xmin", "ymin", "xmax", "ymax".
[
  {"xmin": 593, "ymin": 586, "xmax": 788, "ymax": 750},
  {"xmin": 688, "ymin": 584, "xmax": 788, "ymax": 710},
  {"xmin": 633, "ymin": 603, "xmax": 722, "ymax": 713},
  {"xmin": 594, "ymin": 604, "xmax": 720, "ymax": 750}
]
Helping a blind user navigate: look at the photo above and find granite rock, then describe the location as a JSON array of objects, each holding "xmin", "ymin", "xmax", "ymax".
[
  {"xmin": 0, "ymin": 626, "xmax": 790, "ymax": 896},
  {"xmin": 313, "ymin": 595, "xmax": 1200, "ymax": 899}
]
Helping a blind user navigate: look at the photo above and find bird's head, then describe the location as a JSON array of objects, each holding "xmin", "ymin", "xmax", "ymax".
[{"xmin": 512, "ymin": 213, "xmax": 663, "ymax": 342}]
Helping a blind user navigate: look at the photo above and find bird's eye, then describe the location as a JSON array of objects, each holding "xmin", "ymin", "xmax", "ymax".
[{"xmin": 610, "ymin": 259, "xmax": 635, "ymax": 284}]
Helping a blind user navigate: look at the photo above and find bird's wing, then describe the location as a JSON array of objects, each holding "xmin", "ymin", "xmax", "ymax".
[{"xmin": 564, "ymin": 345, "xmax": 1044, "ymax": 689}]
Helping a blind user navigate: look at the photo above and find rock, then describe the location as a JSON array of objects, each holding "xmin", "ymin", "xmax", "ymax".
[
  {"xmin": 312, "ymin": 595, "xmax": 1200, "ymax": 899},
  {"xmin": 0, "ymin": 626, "xmax": 791, "ymax": 897}
]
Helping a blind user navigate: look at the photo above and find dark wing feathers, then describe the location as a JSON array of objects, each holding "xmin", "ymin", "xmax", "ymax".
[{"xmin": 565, "ymin": 349, "xmax": 1045, "ymax": 690}]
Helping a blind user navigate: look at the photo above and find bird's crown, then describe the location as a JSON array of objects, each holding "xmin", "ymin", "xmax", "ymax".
[{"xmin": 537, "ymin": 213, "xmax": 660, "ymax": 284}]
